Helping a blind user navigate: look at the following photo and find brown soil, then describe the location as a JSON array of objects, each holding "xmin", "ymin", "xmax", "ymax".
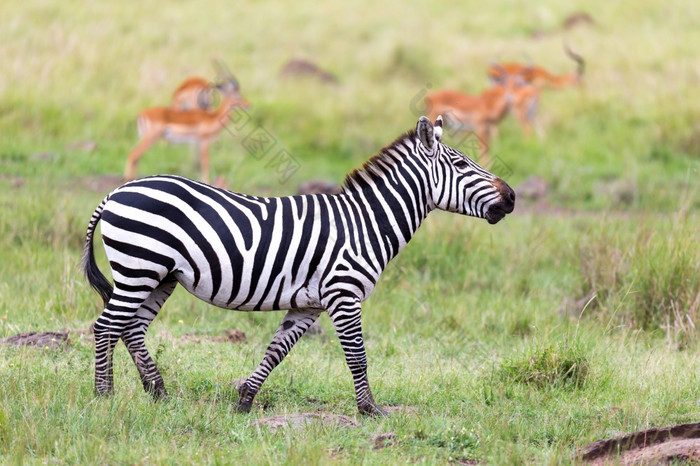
[
  {"xmin": 580, "ymin": 422, "xmax": 700, "ymax": 464},
  {"xmin": 0, "ymin": 331, "xmax": 70, "ymax": 350},
  {"xmin": 384, "ymin": 405, "xmax": 419, "ymax": 415},
  {"xmin": 78, "ymin": 175, "xmax": 124, "ymax": 193},
  {"xmin": 371, "ymin": 432, "xmax": 396, "ymax": 449},
  {"xmin": 279, "ymin": 59, "xmax": 338, "ymax": 84},
  {"xmin": 249, "ymin": 412, "xmax": 359, "ymax": 430},
  {"xmin": 157, "ymin": 329, "xmax": 247, "ymax": 344}
]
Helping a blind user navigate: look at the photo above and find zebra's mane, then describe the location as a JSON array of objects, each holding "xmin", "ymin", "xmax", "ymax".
[{"xmin": 342, "ymin": 129, "xmax": 418, "ymax": 192}]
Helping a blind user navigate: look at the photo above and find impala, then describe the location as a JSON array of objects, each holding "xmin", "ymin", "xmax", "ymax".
[
  {"xmin": 124, "ymin": 71, "xmax": 249, "ymax": 183},
  {"xmin": 171, "ymin": 61, "xmax": 235, "ymax": 111},
  {"xmin": 424, "ymin": 69, "xmax": 536, "ymax": 160},
  {"xmin": 171, "ymin": 77, "xmax": 215, "ymax": 111},
  {"xmin": 488, "ymin": 45, "xmax": 585, "ymax": 90}
]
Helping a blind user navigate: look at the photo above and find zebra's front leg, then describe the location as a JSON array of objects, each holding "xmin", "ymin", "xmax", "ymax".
[
  {"xmin": 329, "ymin": 302, "xmax": 386, "ymax": 417},
  {"xmin": 237, "ymin": 309, "xmax": 322, "ymax": 413}
]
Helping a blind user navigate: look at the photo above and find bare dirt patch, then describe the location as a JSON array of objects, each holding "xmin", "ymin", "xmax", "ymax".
[
  {"xmin": 181, "ymin": 329, "xmax": 247, "ymax": 343},
  {"xmin": 580, "ymin": 422, "xmax": 700, "ymax": 464},
  {"xmin": 279, "ymin": 59, "xmax": 338, "ymax": 84},
  {"xmin": 78, "ymin": 175, "xmax": 124, "ymax": 193},
  {"xmin": 384, "ymin": 405, "xmax": 419, "ymax": 415},
  {"xmin": 371, "ymin": 432, "xmax": 396, "ymax": 449},
  {"xmin": 0, "ymin": 174, "xmax": 26, "ymax": 188},
  {"xmin": 157, "ymin": 329, "xmax": 247, "ymax": 344},
  {"xmin": 250, "ymin": 413, "xmax": 359, "ymax": 430},
  {"xmin": 0, "ymin": 331, "xmax": 70, "ymax": 350}
]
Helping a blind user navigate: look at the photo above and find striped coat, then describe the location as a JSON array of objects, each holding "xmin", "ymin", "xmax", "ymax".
[{"xmin": 83, "ymin": 116, "xmax": 515, "ymax": 415}]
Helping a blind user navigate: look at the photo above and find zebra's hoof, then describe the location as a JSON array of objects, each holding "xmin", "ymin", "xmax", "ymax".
[
  {"xmin": 236, "ymin": 380, "xmax": 256, "ymax": 413},
  {"xmin": 149, "ymin": 388, "xmax": 168, "ymax": 402},
  {"xmin": 236, "ymin": 401, "xmax": 253, "ymax": 413},
  {"xmin": 145, "ymin": 380, "xmax": 168, "ymax": 401},
  {"xmin": 358, "ymin": 402, "xmax": 388, "ymax": 417},
  {"xmin": 94, "ymin": 388, "xmax": 114, "ymax": 397}
]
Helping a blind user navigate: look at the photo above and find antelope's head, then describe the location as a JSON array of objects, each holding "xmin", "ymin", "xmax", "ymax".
[
  {"xmin": 490, "ymin": 63, "xmax": 532, "ymax": 106},
  {"xmin": 213, "ymin": 59, "xmax": 250, "ymax": 109}
]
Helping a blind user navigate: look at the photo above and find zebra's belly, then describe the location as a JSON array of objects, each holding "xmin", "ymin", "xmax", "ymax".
[{"xmin": 174, "ymin": 267, "xmax": 323, "ymax": 312}]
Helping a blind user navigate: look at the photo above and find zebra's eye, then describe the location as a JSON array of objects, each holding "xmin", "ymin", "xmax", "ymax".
[{"xmin": 454, "ymin": 159, "xmax": 470, "ymax": 169}]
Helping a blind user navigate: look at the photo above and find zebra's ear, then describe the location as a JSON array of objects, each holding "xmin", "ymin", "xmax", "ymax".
[
  {"xmin": 416, "ymin": 116, "xmax": 437, "ymax": 155},
  {"xmin": 433, "ymin": 115, "xmax": 443, "ymax": 142}
]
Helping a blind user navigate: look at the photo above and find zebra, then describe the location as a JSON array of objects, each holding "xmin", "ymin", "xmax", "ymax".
[{"xmin": 82, "ymin": 116, "xmax": 515, "ymax": 416}]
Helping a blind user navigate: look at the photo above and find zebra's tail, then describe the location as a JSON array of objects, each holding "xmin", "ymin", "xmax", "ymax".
[{"xmin": 81, "ymin": 195, "xmax": 113, "ymax": 307}]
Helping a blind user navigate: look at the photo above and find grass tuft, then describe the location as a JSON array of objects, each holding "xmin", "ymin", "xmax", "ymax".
[
  {"xmin": 577, "ymin": 218, "xmax": 700, "ymax": 345},
  {"xmin": 498, "ymin": 340, "xmax": 590, "ymax": 389}
]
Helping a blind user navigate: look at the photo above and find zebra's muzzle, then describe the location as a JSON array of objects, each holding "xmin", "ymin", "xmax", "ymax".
[{"xmin": 485, "ymin": 178, "xmax": 515, "ymax": 224}]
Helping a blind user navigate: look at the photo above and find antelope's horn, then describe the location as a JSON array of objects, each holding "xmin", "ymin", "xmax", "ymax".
[
  {"xmin": 213, "ymin": 59, "xmax": 239, "ymax": 89},
  {"xmin": 564, "ymin": 43, "xmax": 585, "ymax": 78}
]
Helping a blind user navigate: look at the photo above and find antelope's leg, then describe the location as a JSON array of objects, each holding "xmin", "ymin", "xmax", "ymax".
[
  {"xmin": 476, "ymin": 124, "xmax": 492, "ymax": 167},
  {"xmin": 125, "ymin": 134, "xmax": 159, "ymax": 181},
  {"xmin": 198, "ymin": 139, "xmax": 211, "ymax": 184}
]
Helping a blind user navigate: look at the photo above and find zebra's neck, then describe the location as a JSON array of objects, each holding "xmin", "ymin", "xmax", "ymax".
[{"xmin": 340, "ymin": 132, "xmax": 433, "ymax": 269}]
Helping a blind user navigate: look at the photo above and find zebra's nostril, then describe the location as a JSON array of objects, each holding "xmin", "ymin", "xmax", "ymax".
[{"xmin": 509, "ymin": 190, "xmax": 515, "ymax": 202}]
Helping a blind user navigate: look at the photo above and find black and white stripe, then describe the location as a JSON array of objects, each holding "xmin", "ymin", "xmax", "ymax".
[{"xmin": 82, "ymin": 116, "xmax": 515, "ymax": 415}]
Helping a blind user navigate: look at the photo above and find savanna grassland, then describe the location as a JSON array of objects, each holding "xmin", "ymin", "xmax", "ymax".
[{"xmin": 1, "ymin": 0, "xmax": 699, "ymax": 464}]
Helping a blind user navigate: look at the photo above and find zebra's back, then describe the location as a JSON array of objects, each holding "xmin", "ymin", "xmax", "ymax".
[{"xmin": 100, "ymin": 175, "xmax": 358, "ymax": 311}]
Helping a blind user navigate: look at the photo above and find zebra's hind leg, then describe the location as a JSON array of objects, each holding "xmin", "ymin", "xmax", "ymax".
[
  {"xmin": 121, "ymin": 277, "xmax": 178, "ymax": 400},
  {"xmin": 328, "ymin": 302, "xmax": 386, "ymax": 417},
  {"xmin": 237, "ymin": 309, "xmax": 322, "ymax": 413},
  {"xmin": 94, "ymin": 283, "xmax": 159, "ymax": 396}
]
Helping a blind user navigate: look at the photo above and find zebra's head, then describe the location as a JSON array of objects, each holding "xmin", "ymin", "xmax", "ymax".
[{"xmin": 416, "ymin": 116, "xmax": 515, "ymax": 224}]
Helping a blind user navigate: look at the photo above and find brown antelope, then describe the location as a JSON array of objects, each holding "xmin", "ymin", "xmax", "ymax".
[
  {"xmin": 424, "ymin": 70, "xmax": 537, "ymax": 161},
  {"xmin": 171, "ymin": 77, "xmax": 214, "ymax": 111},
  {"xmin": 509, "ymin": 82, "xmax": 542, "ymax": 138},
  {"xmin": 488, "ymin": 45, "xmax": 585, "ymax": 90},
  {"xmin": 124, "ymin": 71, "xmax": 249, "ymax": 183},
  {"xmin": 171, "ymin": 61, "xmax": 234, "ymax": 111}
]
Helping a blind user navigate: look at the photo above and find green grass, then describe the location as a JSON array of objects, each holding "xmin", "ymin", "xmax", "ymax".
[{"xmin": 1, "ymin": 0, "xmax": 700, "ymax": 463}]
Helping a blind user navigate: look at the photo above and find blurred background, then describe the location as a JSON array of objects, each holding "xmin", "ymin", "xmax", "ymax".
[
  {"xmin": 1, "ymin": 1, "xmax": 699, "ymax": 462},
  {"xmin": 1, "ymin": 0, "xmax": 697, "ymax": 210}
]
